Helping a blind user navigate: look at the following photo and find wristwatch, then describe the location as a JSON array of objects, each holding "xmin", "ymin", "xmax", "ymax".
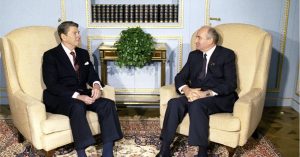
[{"xmin": 206, "ymin": 90, "xmax": 212, "ymax": 96}]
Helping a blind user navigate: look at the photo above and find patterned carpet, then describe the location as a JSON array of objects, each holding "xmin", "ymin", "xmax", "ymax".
[{"xmin": 0, "ymin": 117, "xmax": 281, "ymax": 157}]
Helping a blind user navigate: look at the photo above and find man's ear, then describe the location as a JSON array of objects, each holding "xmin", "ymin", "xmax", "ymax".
[
  {"xmin": 61, "ymin": 33, "xmax": 67, "ymax": 41},
  {"xmin": 208, "ymin": 38, "xmax": 214, "ymax": 45}
]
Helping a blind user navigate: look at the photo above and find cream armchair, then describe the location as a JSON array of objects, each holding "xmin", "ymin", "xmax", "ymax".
[
  {"xmin": 160, "ymin": 23, "xmax": 272, "ymax": 149},
  {"xmin": 0, "ymin": 26, "xmax": 115, "ymax": 155}
]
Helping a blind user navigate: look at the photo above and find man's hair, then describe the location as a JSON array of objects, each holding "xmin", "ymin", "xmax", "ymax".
[
  {"xmin": 57, "ymin": 21, "xmax": 79, "ymax": 40},
  {"xmin": 202, "ymin": 26, "xmax": 219, "ymax": 44}
]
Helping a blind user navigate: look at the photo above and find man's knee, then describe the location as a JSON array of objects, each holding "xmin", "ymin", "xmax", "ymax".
[
  {"xmin": 190, "ymin": 101, "xmax": 208, "ymax": 111},
  {"xmin": 167, "ymin": 98, "xmax": 186, "ymax": 112},
  {"xmin": 95, "ymin": 98, "xmax": 116, "ymax": 110},
  {"xmin": 105, "ymin": 98, "xmax": 115, "ymax": 105},
  {"xmin": 69, "ymin": 101, "xmax": 86, "ymax": 115},
  {"xmin": 167, "ymin": 98, "xmax": 182, "ymax": 106}
]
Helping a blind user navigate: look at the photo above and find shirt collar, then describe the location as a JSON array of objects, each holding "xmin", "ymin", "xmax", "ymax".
[
  {"xmin": 61, "ymin": 43, "xmax": 75, "ymax": 55},
  {"xmin": 203, "ymin": 45, "xmax": 216, "ymax": 57}
]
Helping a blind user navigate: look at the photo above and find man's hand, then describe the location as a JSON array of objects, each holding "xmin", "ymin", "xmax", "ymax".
[
  {"xmin": 183, "ymin": 86, "xmax": 212, "ymax": 102},
  {"xmin": 76, "ymin": 95, "xmax": 95, "ymax": 105},
  {"xmin": 182, "ymin": 86, "xmax": 199, "ymax": 97},
  {"xmin": 91, "ymin": 84, "xmax": 102, "ymax": 100},
  {"xmin": 183, "ymin": 86, "xmax": 200, "ymax": 102}
]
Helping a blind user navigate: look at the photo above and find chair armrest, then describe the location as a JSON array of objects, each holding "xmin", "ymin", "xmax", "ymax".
[
  {"xmin": 12, "ymin": 90, "xmax": 47, "ymax": 149},
  {"xmin": 102, "ymin": 85, "xmax": 116, "ymax": 101},
  {"xmin": 160, "ymin": 84, "xmax": 179, "ymax": 106},
  {"xmin": 233, "ymin": 88, "xmax": 264, "ymax": 145}
]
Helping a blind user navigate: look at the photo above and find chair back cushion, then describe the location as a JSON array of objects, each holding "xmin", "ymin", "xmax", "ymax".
[
  {"xmin": 5, "ymin": 26, "xmax": 60, "ymax": 101},
  {"xmin": 191, "ymin": 23, "xmax": 271, "ymax": 96}
]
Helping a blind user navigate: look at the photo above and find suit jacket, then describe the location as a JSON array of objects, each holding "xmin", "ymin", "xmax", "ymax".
[
  {"xmin": 175, "ymin": 46, "xmax": 238, "ymax": 106},
  {"xmin": 42, "ymin": 44, "xmax": 104, "ymax": 108}
]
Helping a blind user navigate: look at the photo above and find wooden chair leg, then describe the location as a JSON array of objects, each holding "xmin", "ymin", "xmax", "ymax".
[
  {"xmin": 44, "ymin": 150, "xmax": 55, "ymax": 157},
  {"xmin": 225, "ymin": 146, "xmax": 236, "ymax": 157},
  {"xmin": 17, "ymin": 131, "xmax": 25, "ymax": 143}
]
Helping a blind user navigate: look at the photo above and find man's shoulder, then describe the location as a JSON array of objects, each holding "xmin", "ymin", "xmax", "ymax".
[
  {"xmin": 75, "ymin": 47, "xmax": 88, "ymax": 53},
  {"xmin": 75, "ymin": 47, "xmax": 89, "ymax": 58},
  {"xmin": 217, "ymin": 45, "xmax": 234, "ymax": 54},
  {"xmin": 43, "ymin": 45, "xmax": 61, "ymax": 57},
  {"xmin": 189, "ymin": 50, "xmax": 202, "ymax": 56},
  {"xmin": 215, "ymin": 46, "xmax": 235, "ymax": 58}
]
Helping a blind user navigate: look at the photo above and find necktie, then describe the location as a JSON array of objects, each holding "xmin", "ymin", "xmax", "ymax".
[
  {"xmin": 70, "ymin": 51, "xmax": 79, "ymax": 77},
  {"xmin": 198, "ymin": 54, "xmax": 207, "ymax": 80}
]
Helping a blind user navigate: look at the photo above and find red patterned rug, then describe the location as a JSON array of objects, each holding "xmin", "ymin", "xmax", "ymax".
[{"xmin": 0, "ymin": 117, "xmax": 281, "ymax": 157}]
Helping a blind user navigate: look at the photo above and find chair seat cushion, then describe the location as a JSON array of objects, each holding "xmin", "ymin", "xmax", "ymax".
[
  {"xmin": 41, "ymin": 111, "xmax": 99, "ymax": 134},
  {"xmin": 209, "ymin": 113, "xmax": 240, "ymax": 131}
]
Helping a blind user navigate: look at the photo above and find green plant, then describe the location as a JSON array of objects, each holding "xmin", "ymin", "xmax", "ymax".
[{"xmin": 114, "ymin": 27, "xmax": 156, "ymax": 68}]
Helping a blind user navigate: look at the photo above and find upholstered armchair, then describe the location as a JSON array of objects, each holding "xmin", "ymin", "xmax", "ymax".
[
  {"xmin": 160, "ymin": 23, "xmax": 272, "ymax": 150},
  {"xmin": 0, "ymin": 26, "xmax": 115, "ymax": 155}
]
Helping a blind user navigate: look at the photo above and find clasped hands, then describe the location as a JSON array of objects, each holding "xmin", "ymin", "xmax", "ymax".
[
  {"xmin": 76, "ymin": 84, "xmax": 102, "ymax": 105},
  {"xmin": 182, "ymin": 86, "xmax": 211, "ymax": 102}
]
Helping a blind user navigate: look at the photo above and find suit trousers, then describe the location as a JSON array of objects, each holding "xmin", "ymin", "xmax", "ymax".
[
  {"xmin": 160, "ymin": 96, "xmax": 234, "ymax": 147},
  {"xmin": 46, "ymin": 97, "xmax": 123, "ymax": 150}
]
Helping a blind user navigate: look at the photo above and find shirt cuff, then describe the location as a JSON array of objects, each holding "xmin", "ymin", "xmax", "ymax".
[
  {"xmin": 93, "ymin": 81, "xmax": 103, "ymax": 90},
  {"xmin": 178, "ymin": 85, "xmax": 188, "ymax": 94},
  {"xmin": 211, "ymin": 90, "xmax": 218, "ymax": 96},
  {"xmin": 72, "ymin": 92, "xmax": 80, "ymax": 98}
]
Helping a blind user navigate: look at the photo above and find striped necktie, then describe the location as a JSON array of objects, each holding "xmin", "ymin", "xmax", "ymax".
[{"xmin": 70, "ymin": 51, "xmax": 79, "ymax": 77}]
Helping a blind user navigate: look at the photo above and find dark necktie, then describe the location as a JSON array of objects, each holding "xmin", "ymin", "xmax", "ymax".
[
  {"xmin": 198, "ymin": 54, "xmax": 207, "ymax": 80},
  {"xmin": 70, "ymin": 51, "xmax": 79, "ymax": 77}
]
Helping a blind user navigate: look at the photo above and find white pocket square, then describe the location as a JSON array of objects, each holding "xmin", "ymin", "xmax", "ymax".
[{"xmin": 84, "ymin": 62, "xmax": 89, "ymax": 65}]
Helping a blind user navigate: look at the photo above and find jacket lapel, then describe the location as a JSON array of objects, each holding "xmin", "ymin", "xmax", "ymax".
[
  {"xmin": 205, "ymin": 46, "xmax": 221, "ymax": 79},
  {"xmin": 57, "ymin": 44, "xmax": 77, "ymax": 76}
]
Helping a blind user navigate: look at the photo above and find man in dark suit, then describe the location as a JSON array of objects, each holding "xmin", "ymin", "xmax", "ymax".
[
  {"xmin": 42, "ymin": 21, "xmax": 123, "ymax": 157},
  {"xmin": 157, "ymin": 26, "xmax": 238, "ymax": 157}
]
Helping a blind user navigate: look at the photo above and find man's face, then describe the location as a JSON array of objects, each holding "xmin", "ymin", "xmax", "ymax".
[
  {"xmin": 61, "ymin": 26, "xmax": 81, "ymax": 48},
  {"xmin": 195, "ymin": 28, "xmax": 213, "ymax": 52}
]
